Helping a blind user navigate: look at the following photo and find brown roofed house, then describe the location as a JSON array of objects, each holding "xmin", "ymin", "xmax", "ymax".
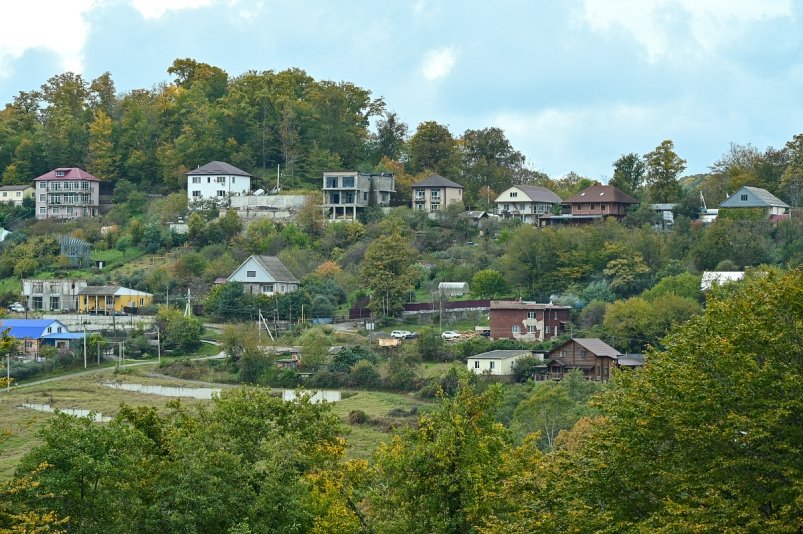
[
  {"xmin": 546, "ymin": 338, "xmax": 621, "ymax": 382},
  {"xmin": 541, "ymin": 184, "xmax": 638, "ymax": 226}
]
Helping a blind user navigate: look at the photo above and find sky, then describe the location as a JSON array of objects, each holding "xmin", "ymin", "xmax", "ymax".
[{"xmin": 1, "ymin": 0, "xmax": 802, "ymax": 180}]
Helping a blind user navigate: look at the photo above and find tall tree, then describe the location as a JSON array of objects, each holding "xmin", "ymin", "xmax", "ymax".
[
  {"xmin": 645, "ymin": 139, "xmax": 686, "ymax": 203},
  {"xmin": 370, "ymin": 110, "xmax": 408, "ymax": 163},
  {"xmin": 406, "ymin": 120, "xmax": 460, "ymax": 177},
  {"xmin": 87, "ymin": 110, "xmax": 118, "ymax": 180},
  {"xmin": 781, "ymin": 133, "xmax": 803, "ymax": 207},
  {"xmin": 609, "ymin": 152, "xmax": 645, "ymax": 196},
  {"xmin": 359, "ymin": 233, "xmax": 418, "ymax": 317},
  {"xmin": 459, "ymin": 127, "xmax": 525, "ymax": 203}
]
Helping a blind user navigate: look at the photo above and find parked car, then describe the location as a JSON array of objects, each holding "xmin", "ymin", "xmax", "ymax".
[
  {"xmin": 391, "ymin": 330, "xmax": 412, "ymax": 339},
  {"xmin": 441, "ymin": 330, "xmax": 461, "ymax": 340},
  {"xmin": 7, "ymin": 302, "xmax": 25, "ymax": 313},
  {"xmin": 404, "ymin": 332, "xmax": 419, "ymax": 339}
]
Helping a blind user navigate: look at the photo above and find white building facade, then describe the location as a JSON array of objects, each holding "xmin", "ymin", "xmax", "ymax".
[{"xmin": 186, "ymin": 161, "xmax": 252, "ymax": 204}]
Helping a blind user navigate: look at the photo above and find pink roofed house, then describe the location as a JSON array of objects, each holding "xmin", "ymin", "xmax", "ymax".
[{"xmin": 34, "ymin": 167, "xmax": 100, "ymax": 220}]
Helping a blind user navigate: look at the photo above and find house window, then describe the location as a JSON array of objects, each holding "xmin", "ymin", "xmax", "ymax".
[
  {"xmin": 39, "ymin": 207, "xmax": 46, "ymax": 214},
  {"xmin": 510, "ymin": 192, "xmax": 518, "ymax": 198},
  {"xmin": 50, "ymin": 297, "xmax": 60, "ymax": 309},
  {"xmin": 56, "ymin": 171, "xmax": 66, "ymax": 177},
  {"xmin": 63, "ymin": 182, "xmax": 70, "ymax": 190},
  {"xmin": 106, "ymin": 296, "xmax": 115, "ymax": 305},
  {"xmin": 39, "ymin": 194, "xmax": 46, "ymax": 201},
  {"xmin": 57, "ymin": 327, "xmax": 62, "ymax": 333},
  {"xmin": 489, "ymin": 361, "xmax": 496, "ymax": 370},
  {"xmin": 32, "ymin": 297, "xmax": 43, "ymax": 309},
  {"xmin": 527, "ymin": 325, "xmax": 536, "ymax": 333},
  {"xmin": 430, "ymin": 190, "xmax": 441, "ymax": 200},
  {"xmin": 545, "ymin": 326, "xmax": 551, "ymax": 334},
  {"xmin": 512, "ymin": 325, "xmax": 520, "ymax": 334},
  {"xmin": 25, "ymin": 341, "xmax": 33, "ymax": 349},
  {"xmin": 246, "ymin": 270, "xmax": 256, "ymax": 278},
  {"xmin": 51, "ymin": 182, "xmax": 60, "ymax": 191},
  {"xmin": 192, "ymin": 177, "xmax": 201, "ymax": 184},
  {"xmin": 415, "ymin": 189, "xmax": 425, "ymax": 200},
  {"xmin": 580, "ymin": 349, "xmax": 587, "ymax": 359},
  {"xmin": 207, "ymin": 177, "xmax": 211, "ymax": 183},
  {"xmin": 66, "ymin": 207, "xmax": 74, "ymax": 215},
  {"xmin": 590, "ymin": 203, "xmax": 596, "ymax": 210},
  {"xmin": 217, "ymin": 190, "xmax": 226, "ymax": 196},
  {"xmin": 140, "ymin": 298, "xmax": 144, "ymax": 306},
  {"xmin": 47, "ymin": 327, "xmax": 52, "ymax": 334},
  {"xmin": 527, "ymin": 311, "xmax": 536, "ymax": 319},
  {"xmin": 15, "ymin": 192, "xmax": 20, "ymax": 197},
  {"xmin": 740, "ymin": 194, "xmax": 748, "ymax": 201},
  {"xmin": 39, "ymin": 182, "xmax": 46, "ymax": 189},
  {"xmin": 192, "ymin": 191, "xmax": 201, "ymax": 197},
  {"xmin": 326, "ymin": 177, "xmax": 338, "ymax": 188},
  {"xmin": 260, "ymin": 283, "xmax": 275, "ymax": 294},
  {"xmin": 217, "ymin": 176, "xmax": 225, "ymax": 183},
  {"xmin": 602, "ymin": 204, "xmax": 607, "ymax": 212},
  {"xmin": 1, "ymin": 192, "xmax": 5, "ymax": 198},
  {"xmin": 430, "ymin": 203, "xmax": 441, "ymax": 211},
  {"xmin": 415, "ymin": 202, "xmax": 426, "ymax": 211},
  {"xmin": 503, "ymin": 204, "xmax": 510, "ymax": 211},
  {"xmin": 364, "ymin": 192, "xmax": 368, "ymax": 201},
  {"xmin": 232, "ymin": 177, "xmax": 235, "ymax": 183},
  {"xmin": 474, "ymin": 361, "xmax": 480, "ymax": 369},
  {"xmin": 82, "ymin": 181, "xmax": 90, "ymax": 190},
  {"xmin": 343, "ymin": 176, "xmax": 355, "ymax": 188},
  {"xmin": 52, "ymin": 207, "xmax": 60, "ymax": 214}
]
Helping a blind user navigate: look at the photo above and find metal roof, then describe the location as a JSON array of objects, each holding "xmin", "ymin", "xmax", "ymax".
[
  {"xmin": 411, "ymin": 175, "xmax": 464, "ymax": 189},
  {"xmin": 515, "ymin": 185, "xmax": 562, "ymax": 204},
  {"xmin": 186, "ymin": 161, "xmax": 253, "ymax": 177},
  {"xmin": 34, "ymin": 167, "xmax": 100, "ymax": 181},
  {"xmin": 253, "ymin": 256, "xmax": 299, "ymax": 283},
  {"xmin": 491, "ymin": 300, "xmax": 572, "ymax": 310},
  {"xmin": 564, "ymin": 185, "xmax": 638, "ymax": 204},
  {"xmin": 0, "ymin": 185, "xmax": 32, "ymax": 191},
  {"xmin": 0, "ymin": 319, "xmax": 67, "ymax": 339},
  {"xmin": 720, "ymin": 186, "xmax": 789, "ymax": 209},
  {"xmin": 78, "ymin": 285, "xmax": 121, "ymax": 296},
  {"xmin": 550, "ymin": 338, "xmax": 621, "ymax": 358},
  {"xmin": 469, "ymin": 349, "xmax": 531, "ymax": 360}
]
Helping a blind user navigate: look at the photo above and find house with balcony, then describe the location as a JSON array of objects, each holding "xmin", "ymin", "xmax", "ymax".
[
  {"xmin": 322, "ymin": 171, "xmax": 395, "ymax": 221},
  {"xmin": 34, "ymin": 167, "xmax": 100, "ymax": 220},
  {"xmin": 494, "ymin": 185, "xmax": 562, "ymax": 224},
  {"xmin": 186, "ymin": 161, "xmax": 252, "ymax": 205},
  {"xmin": 226, "ymin": 255, "xmax": 299, "ymax": 296},
  {"xmin": 0, "ymin": 184, "xmax": 34, "ymax": 207},
  {"xmin": 411, "ymin": 175, "xmax": 463, "ymax": 215},
  {"xmin": 489, "ymin": 300, "xmax": 571, "ymax": 341},
  {"xmin": 539, "ymin": 184, "xmax": 638, "ymax": 226},
  {"xmin": 22, "ymin": 279, "xmax": 88, "ymax": 312},
  {"xmin": 546, "ymin": 338, "xmax": 621, "ymax": 381}
]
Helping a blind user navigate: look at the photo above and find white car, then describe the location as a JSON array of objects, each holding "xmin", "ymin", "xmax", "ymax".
[
  {"xmin": 441, "ymin": 330, "xmax": 461, "ymax": 340},
  {"xmin": 7, "ymin": 302, "xmax": 25, "ymax": 313},
  {"xmin": 391, "ymin": 330, "xmax": 412, "ymax": 339}
]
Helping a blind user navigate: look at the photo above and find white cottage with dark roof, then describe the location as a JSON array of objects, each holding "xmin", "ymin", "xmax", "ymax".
[
  {"xmin": 186, "ymin": 161, "xmax": 252, "ymax": 203},
  {"xmin": 227, "ymin": 255, "xmax": 299, "ymax": 296},
  {"xmin": 719, "ymin": 186, "xmax": 790, "ymax": 217}
]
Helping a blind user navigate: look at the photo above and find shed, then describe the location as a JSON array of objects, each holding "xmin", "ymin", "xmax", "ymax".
[{"xmin": 438, "ymin": 282, "xmax": 469, "ymax": 297}]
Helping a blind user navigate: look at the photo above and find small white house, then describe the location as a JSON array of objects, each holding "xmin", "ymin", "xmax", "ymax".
[
  {"xmin": 466, "ymin": 349, "xmax": 536, "ymax": 376},
  {"xmin": 227, "ymin": 255, "xmax": 299, "ymax": 296},
  {"xmin": 701, "ymin": 271, "xmax": 745, "ymax": 291},
  {"xmin": 187, "ymin": 161, "xmax": 252, "ymax": 204}
]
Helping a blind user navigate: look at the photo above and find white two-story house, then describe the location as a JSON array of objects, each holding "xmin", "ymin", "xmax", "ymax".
[
  {"xmin": 495, "ymin": 185, "xmax": 562, "ymax": 224},
  {"xmin": 186, "ymin": 161, "xmax": 252, "ymax": 205}
]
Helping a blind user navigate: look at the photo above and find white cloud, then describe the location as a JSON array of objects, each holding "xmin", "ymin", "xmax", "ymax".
[
  {"xmin": 130, "ymin": 0, "xmax": 213, "ymax": 20},
  {"xmin": 581, "ymin": 0, "xmax": 792, "ymax": 62},
  {"xmin": 421, "ymin": 46, "xmax": 457, "ymax": 81},
  {"xmin": 0, "ymin": 0, "xmax": 98, "ymax": 78}
]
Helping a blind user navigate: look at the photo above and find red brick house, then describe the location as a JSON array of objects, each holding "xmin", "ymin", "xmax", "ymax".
[
  {"xmin": 489, "ymin": 301, "xmax": 571, "ymax": 341},
  {"xmin": 546, "ymin": 338, "xmax": 621, "ymax": 382},
  {"xmin": 540, "ymin": 185, "xmax": 638, "ymax": 225}
]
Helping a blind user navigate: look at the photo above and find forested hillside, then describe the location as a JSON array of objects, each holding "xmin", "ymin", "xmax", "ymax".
[{"xmin": 2, "ymin": 58, "xmax": 802, "ymax": 208}]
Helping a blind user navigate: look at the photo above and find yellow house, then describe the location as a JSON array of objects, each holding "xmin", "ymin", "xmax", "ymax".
[{"xmin": 78, "ymin": 285, "xmax": 154, "ymax": 314}]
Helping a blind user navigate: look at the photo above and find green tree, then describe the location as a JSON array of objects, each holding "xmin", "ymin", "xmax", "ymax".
[
  {"xmin": 470, "ymin": 269, "xmax": 508, "ymax": 299},
  {"xmin": 609, "ymin": 152, "xmax": 645, "ymax": 196},
  {"xmin": 417, "ymin": 326, "xmax": 446, "ymax": 362},
  {"xmin": 406, "ymin": 121, "xmax": 460, "ymax": 177},
  {"xmin": 359, "ymin": 233, "xmax": 418, "ymax": 317},
  {"xmin": 156, "ymin": 306, "xmax": 202, "ymax": 352},
  {"xmin": 298, "ymin": 326, "xmax": 331, "ymax": 370},
  {"xmin": 645, "ymin": 139, "xmax": 686, "ymax": 203},
  {"xmin": 369, "ymin": 380, "xmax": 510, "ymax": 533},
  {"xmin": 86, "ymin": 109, "xmax": 118, "ymax": 180}
]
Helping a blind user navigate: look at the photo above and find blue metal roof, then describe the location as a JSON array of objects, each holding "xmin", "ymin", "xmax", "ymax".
[
  {"xmin": 0, "ymin": 319, "xmax": 66, "ymax": 339},
  {"xmin": 42, "ymin": 333, "xmax": 85, "ymax": 340}
]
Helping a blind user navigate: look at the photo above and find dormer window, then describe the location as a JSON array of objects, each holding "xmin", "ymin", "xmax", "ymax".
[
  {"xmin": 55, "ymin": 170, "xmax": 66, "ymax": 177},
  {"xmin": 740, "ymin": 194, "xmax": 748, "ymax": 201}
]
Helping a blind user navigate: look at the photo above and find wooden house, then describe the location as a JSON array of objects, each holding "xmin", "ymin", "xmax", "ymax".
[{"xmin": 545, "ymin": 338, "xmax": 621, "ymax": 381}]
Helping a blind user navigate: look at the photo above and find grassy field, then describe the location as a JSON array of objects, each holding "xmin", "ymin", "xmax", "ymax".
[{"xmin": 0, "ymin": 366, "xmax": 436, "ymax": 481}]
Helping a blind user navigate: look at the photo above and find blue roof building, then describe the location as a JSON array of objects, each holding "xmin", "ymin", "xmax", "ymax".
[{"xmin": 0, "ymin": 319, "xmax": 82, "ymax": 359}]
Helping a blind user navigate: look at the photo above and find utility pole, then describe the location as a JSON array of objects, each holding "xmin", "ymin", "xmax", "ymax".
[
  {"xmin": 157, "ymin": 327, "xmax": 161, "ymax": 365},
  {"xmin": 83, "ymin": 324, "xmax": 87, "ymax": 369},
  {"xmin": 6, "ymin": 353, "xmax": 10, "ymax": 391}
]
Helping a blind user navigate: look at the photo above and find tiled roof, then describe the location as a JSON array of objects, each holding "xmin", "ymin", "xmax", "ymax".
[
  {"xmin": 34, "ymin": 168, "xmax": 100, "ymax": 182},
  {"xmin": 564, "ymin": 185, "xmax": 638, "ymax": 204},
  {"xmin": 411, "ymin": 175, "xmax": 464, "ymax": 188},
  {"xmin": 186, "ymin": 161, "xmax": 253, "ymax": 177}
]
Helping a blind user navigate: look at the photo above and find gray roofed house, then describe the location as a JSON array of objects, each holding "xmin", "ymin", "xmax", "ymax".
[
  {"xmin": 494, "ymin": 185, "xmax": 562, "ymax": 224},
  {"xmin": 227, "ymin": 255, "xmax": 300, "ymax": 296},
  {"xmin": 411, "ymin": 175, "xmax": 464, "ymax": 216},
  {"xmin": 467, "ymin": 349, "xmax": 534, "ymax": 376},
  {"xmin": 719, "ymin": 186, "xmax": 790, "ymax": 218},
  {"xmin": 186, "ymin": 161, "xmax": 253, "ymax": 177}
]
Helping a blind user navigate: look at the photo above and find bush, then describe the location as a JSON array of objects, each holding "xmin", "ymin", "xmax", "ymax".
[
  {"xmin": 351, "ymin": 359, "xmax": 381, "ymax": 388},
  {"xmin": 348, "ymin": 410, "xmax": 370, "ymax": 425}
]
